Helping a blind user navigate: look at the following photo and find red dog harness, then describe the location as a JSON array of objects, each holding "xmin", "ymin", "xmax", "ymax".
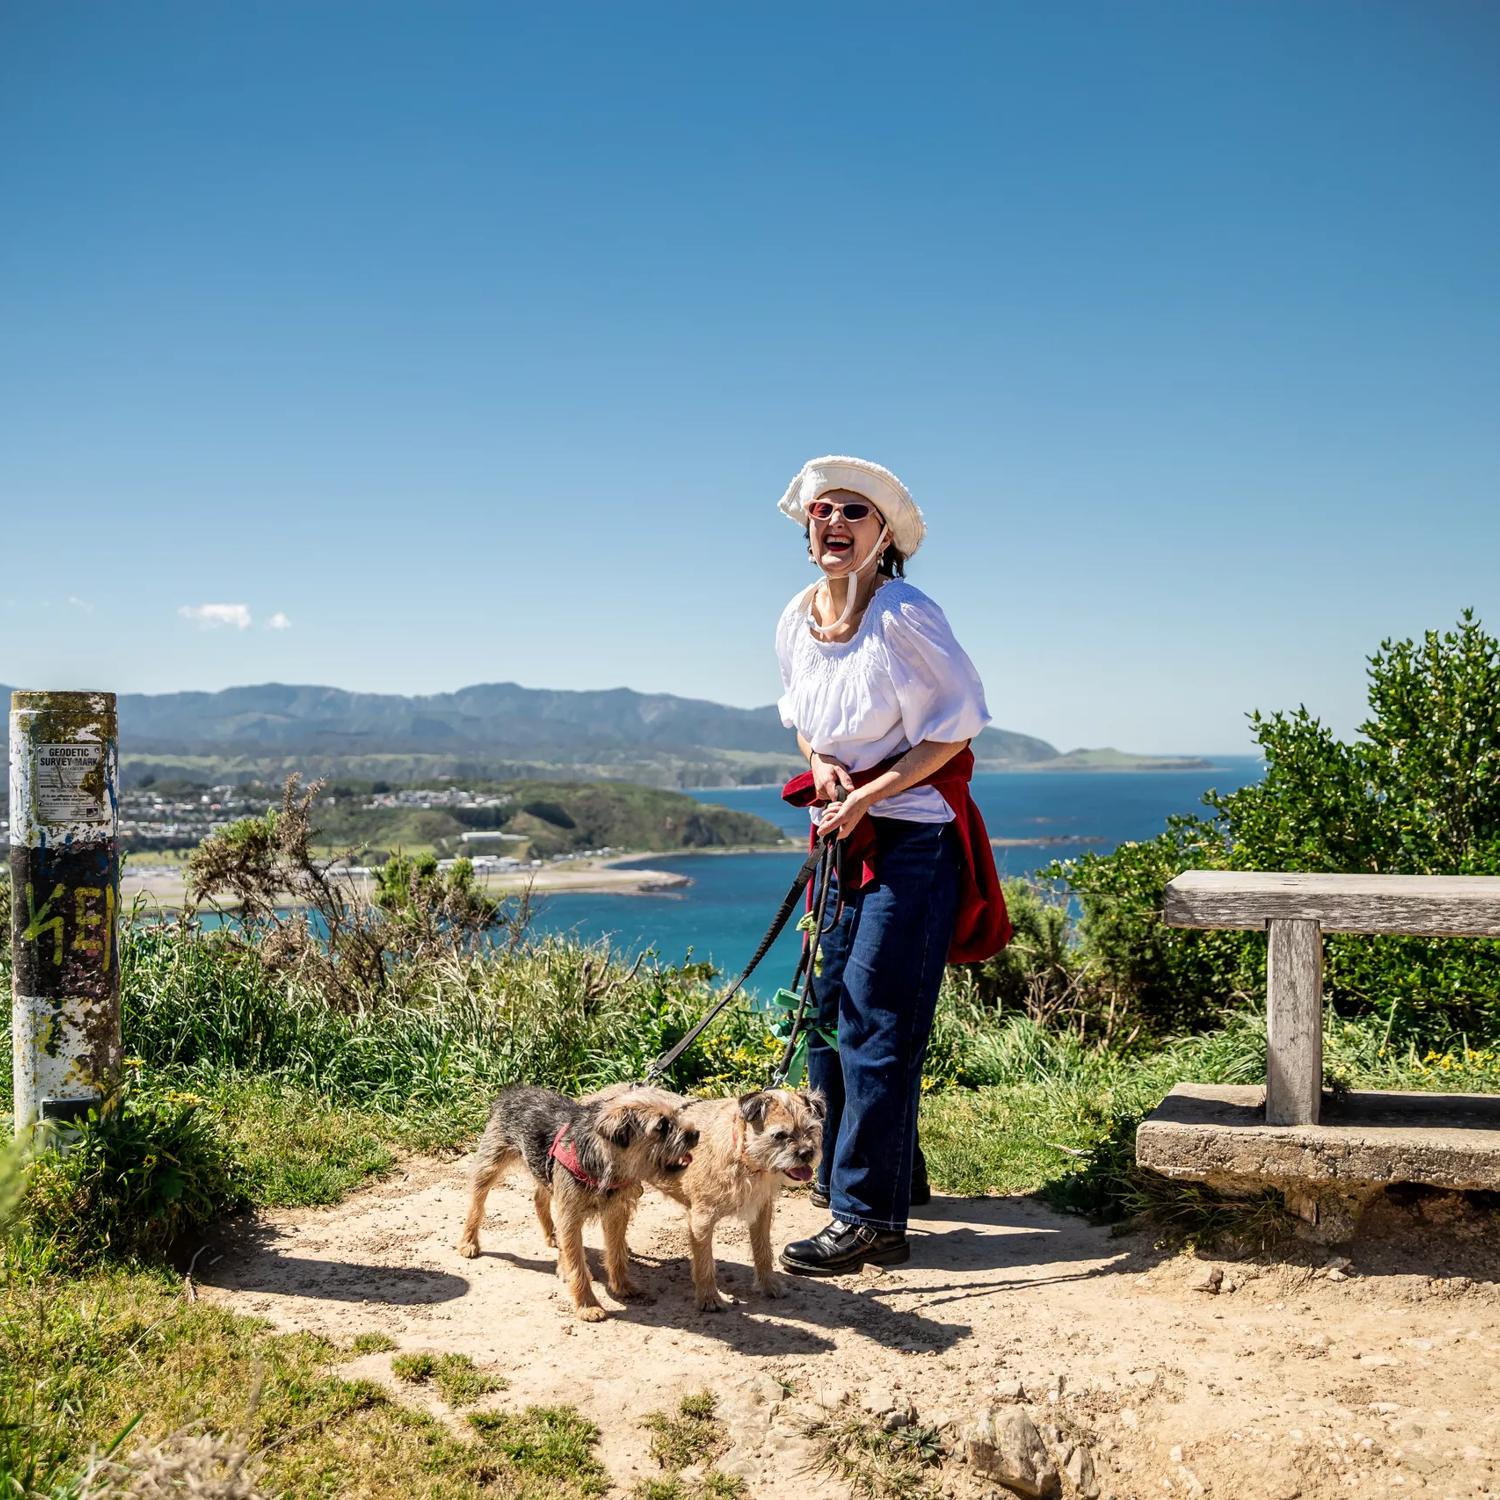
[{"xmin": 548, "ymin": 1125, "xmax": 632, "ymax": 1193}]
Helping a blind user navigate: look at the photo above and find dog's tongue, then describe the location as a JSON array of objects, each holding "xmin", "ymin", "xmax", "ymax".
[{"xmin": 784, "ymin": 1165, "xmax": 814, "ymax": 1182}]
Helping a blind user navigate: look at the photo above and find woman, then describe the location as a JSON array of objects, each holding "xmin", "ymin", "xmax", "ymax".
[{"xmin": 773, "ymin": 455, "xmax": 1010, "ymax": 1276}]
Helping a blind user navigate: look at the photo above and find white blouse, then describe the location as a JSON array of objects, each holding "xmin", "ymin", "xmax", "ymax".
[{"xmin": 775, "ymin": 577, "xmax": 991, "ymax": 824}]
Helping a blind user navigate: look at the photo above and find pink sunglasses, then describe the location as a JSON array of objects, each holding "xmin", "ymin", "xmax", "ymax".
[{"xmin": 806, "ymin": 499, "xmax": 879, "ymax": 522}]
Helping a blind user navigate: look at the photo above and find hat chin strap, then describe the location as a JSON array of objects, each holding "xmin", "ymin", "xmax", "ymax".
[{"xmin": 810, "ymin": 524, "xmax": 889, "ymax": 636}]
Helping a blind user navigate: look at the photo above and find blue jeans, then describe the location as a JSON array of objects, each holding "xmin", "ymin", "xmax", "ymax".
[{"xmin": 805, "ymin": 817, "xmax": 960, "ymax": 1233}]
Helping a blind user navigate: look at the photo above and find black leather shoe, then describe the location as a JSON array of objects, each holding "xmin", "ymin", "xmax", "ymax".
[
  {"xmin": 810, "ymin": 1184, "xmax": 830, "ymax": 1210},
  {"xmin": 781, "ymin": 1220, "xmax": 910, "ymax": 1277}
]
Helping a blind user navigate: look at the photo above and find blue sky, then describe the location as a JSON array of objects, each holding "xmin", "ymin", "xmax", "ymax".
[{"xmin": 2, "ymin": 2, "xmax": 1496, "ymax": 754}]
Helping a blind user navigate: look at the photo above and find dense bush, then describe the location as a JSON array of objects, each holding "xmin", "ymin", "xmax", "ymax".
[
  {"xmin": 1055, "ymin": 612, "xmax": 1500, "ymax": 1041},
  {"xmin": 11, "ymin": 1083, "xmax": 245, "ymax": 1269},
  {"xmin": 967, "ymin": 881, "xmax": 1083, "ymax": 1027},
  {"xmin": 186, "ymin": 775, "xmax": 525, "ymax": 1008}
]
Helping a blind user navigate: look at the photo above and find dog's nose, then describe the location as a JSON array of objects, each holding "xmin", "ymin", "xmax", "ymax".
[
  {"xmin": 797, "ymin": 1146, "xmax": 815, "ymax": 1162},
  {"xmin": 683, "ymin": 1129, "xmax": 700, "ymax": 1149}
]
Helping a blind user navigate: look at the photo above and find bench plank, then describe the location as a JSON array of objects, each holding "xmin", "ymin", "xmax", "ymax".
[{"xmin": 1162, "ymin": 871, "xmax": 1500, "ymax": 937}]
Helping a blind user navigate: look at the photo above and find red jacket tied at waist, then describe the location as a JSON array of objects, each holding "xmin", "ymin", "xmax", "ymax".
[{"xmin": 781, "ymin": 746, "xmax": 1012, "ymax": 964}]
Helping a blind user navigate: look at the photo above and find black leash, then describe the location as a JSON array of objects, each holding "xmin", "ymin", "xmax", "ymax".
[
  {"xmin": 643, "ymin": 837, "xmax": 831, "ymax": 1084},
  {"xmin": 768, "ymin": 834, "xmax": 839, "ymax": 1086}
]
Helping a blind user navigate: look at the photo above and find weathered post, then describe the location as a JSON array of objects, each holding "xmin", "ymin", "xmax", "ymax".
[
  {"xmin": 9, "ymin": 691, "xmax": 121, "ymax": 1134},
  {"xmin": 1265, "ymin": 917, "xmax": 1324, "ymax": 1126}
]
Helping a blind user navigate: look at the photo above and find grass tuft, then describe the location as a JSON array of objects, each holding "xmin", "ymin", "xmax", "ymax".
[
  {"xmin": 391, "ymin": 1351, "xmax": 504, "ymax": 1406},
  {"xmin": 349, "ymin": 1331, "xmax": 398, "ymax": 1355},
  {"xmin": 391, "ymin": 1351, "xmax": 438, "ymax": 1383},
  {"xmin": 469, "ymin": 1406, "xmax": 608, "ymax": 1497},
  {"xmin": 642, "ymin": 1390, "xmax": 725, "ymax": 1471},
  {"xmin": 432, "ymin": 1353, "xmax": 506, "ymax": 1406},
  {"xmin": 812, "ymin": 1411, "xmax": 944, "ymax": 1500},
  {"xmin": 700, "ymin": 1474, "xmax": 747, "ymax": 1499},
  {"xmin": 632, "ymin": 1481, "xmax": 688, "ymax": 1500}
]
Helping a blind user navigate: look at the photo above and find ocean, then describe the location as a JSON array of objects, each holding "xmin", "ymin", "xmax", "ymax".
[{"xmin": 526, "ymin": 758, "xmax": 1263, "ymax": 987}]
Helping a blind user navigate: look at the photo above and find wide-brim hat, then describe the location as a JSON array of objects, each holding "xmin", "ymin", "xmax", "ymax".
[{"xmin": 777, "ymin": 455, "xmax": 926, "ymax": 558}]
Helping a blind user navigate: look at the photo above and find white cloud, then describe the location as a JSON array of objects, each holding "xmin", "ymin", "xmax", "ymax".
[
  {"xmin": 67, "ymin": 596, "xmax": 94, "ymax": 612},
  {"xmin": 266, "ymin": 611, "xmax": 292, "ymax": 631},
  {"xmin": 179, "ymin": 603, "xmax": 253, "ymax": 630}
]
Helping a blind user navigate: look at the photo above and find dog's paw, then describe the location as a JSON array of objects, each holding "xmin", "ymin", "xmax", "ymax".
[
  {"xmin": 457, "ymin": 1239, "xmax": 480, "ymax": 1260},
  {"xmin": 576, "ymin": 1304, "xmax": 608, "ymax": 1323},
  {"xmin": 609, "ymin": 1281, "xmax": 651, "ymax": 1301},
  {"xmin": 695, "ymin": 1292, "xmax": 731, "ymax": 1314},
  {"xmin": 755, "ymin": 1276, "xmax": 784, "ymax": 1300}
]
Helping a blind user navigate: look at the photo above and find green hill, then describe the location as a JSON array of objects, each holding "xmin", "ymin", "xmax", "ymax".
[{"xmin": 309, "ymin": 779, "xmax": 782, "ymax": 861}]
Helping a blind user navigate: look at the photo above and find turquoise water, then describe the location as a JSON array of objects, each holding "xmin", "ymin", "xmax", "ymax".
[{"xmin": 528, "ymin": 758, "xmax": 1263, "ymax": 986}]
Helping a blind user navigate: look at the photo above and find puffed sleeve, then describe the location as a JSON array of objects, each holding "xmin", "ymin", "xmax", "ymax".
[
  {"xmin": 774, "ymin": 589, "xmax": 805, "ymax": 729},
  {"xmin": 880, "ymin": 590, "xmax": 991, "ymax": 746}
]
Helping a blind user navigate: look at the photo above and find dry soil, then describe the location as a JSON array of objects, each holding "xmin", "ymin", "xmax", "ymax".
[{"xmin": 199, "ymin": 1156, "xmax": 1500, "ymax": 1499}]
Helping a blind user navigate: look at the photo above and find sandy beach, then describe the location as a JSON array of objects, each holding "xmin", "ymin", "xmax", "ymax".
[{"xmin": 119, "ymin": 858, "xmax": 694, "ymax": 911}]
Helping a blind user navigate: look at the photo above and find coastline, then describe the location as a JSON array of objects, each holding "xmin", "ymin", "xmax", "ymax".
[
  {"xmin": 596, "ymin": 832, "xmax": 1109, "ymax": 866},
  {"xmin": 120, "ymin": 858, "xmax": 695, "ymax": 911},
  {"xmin": 119, "ymin": 827, "xmax": 1109, "ymax": 912},
  {"xmin": 685, "ymin": 759, "xmax": 1234, "ymax": 792}
]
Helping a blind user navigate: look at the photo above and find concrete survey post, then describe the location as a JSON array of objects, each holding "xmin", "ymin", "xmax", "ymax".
[{"xmin": 9, "ymin": 690, "xmax": 121, "ymax": 1134}]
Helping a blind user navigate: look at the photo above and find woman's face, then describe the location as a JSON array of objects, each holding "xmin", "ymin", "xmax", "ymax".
[{"xmin": 809, "ymin": 488, "xmax": 885, "ymax": 576}]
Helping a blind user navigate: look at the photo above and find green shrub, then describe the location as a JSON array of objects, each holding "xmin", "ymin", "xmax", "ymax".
[
  {"xmin": 967, "ymin": 880, "xmax": 1085, "ymax": 1026},
  {"xmin": 372, "ymin": 850, "xmax": 503, "ymax": 946},
  {"xmin": 13, "ymin": 1083, "xmax": 246, "ymax": 1269}
]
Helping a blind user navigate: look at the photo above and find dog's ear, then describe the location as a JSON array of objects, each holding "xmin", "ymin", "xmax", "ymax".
[
  {"xmin": 597, "ymin": 1102, "xmax": 638, "ymax": 1148},
  {"xmin": 799, "ymin": 1088, "xmax": 827, "ymax": 1122},
  {"xmin": 738, "ymin": 1091, "xmax": 772, "ymax": 1128}
]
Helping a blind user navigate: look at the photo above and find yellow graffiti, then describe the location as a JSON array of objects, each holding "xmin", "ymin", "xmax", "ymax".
[
  {"xmin": 72, "ymin": 885, "xmax": 116, "ymax": 972},
  {"xmin": 22, "ymin": 882, "xmax": 66, "ymax": 965}
]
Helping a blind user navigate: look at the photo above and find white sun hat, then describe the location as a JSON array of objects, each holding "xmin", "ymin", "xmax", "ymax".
[{"xmin": 777, "ymin": 454, "xmax": 926, "ymax": 558}]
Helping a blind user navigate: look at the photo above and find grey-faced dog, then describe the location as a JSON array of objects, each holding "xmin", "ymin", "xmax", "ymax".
[{"xmin": 457, "ymin": 1083, "xmax": 699, "ymax": 1321}]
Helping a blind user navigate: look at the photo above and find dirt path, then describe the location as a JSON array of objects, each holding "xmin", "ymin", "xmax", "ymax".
[{"xmin": 200, "ymin": 1157, "xmax": 1500, "ymax": 1499}]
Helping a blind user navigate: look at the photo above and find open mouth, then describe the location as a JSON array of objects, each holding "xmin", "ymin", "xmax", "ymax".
[
  {"xmin": 822, "ymin": 535, "xmax": 853, "ymax": 556},
  {"xmin": 665, "ymin": 1153, "xmax": 693, "ymax": 1173},
  {"xmin": 782, "ymin": 1165, "xmax": 813, "ymax": 1183}
]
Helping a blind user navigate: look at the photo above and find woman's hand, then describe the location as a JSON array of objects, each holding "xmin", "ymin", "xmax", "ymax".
[
  {"xmin": 808, "ymin": 750, "xmax": 854, "ymax": 805},
  {"xmin": 816, "ymin": 786, "xmax": 875, "ymax": 841}
]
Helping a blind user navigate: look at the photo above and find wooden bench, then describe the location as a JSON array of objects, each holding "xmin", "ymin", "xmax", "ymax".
[{"xmin": 1161, "ymin": 871, "xmax": 1500, "ymax": 1126}]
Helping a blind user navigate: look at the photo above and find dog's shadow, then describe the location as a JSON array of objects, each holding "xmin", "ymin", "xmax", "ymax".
[{"xmin": 576, "ymin": 1192, "xmax": 1132, "ymax": 1354}]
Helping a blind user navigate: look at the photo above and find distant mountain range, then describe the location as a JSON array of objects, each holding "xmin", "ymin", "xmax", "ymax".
[{"xmin": 0, "ymin": 682, "xmax": 1204, "ymax": 788}]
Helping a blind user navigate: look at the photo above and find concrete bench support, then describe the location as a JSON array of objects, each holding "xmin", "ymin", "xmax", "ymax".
[{"xmin": 1265, "ymin": 918, "xmax": 1323, "ymax": 1125}]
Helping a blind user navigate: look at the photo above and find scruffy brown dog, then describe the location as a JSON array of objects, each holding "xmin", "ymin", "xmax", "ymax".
[
  {"xmin": 650, "ymin": 1088, "xmax": 825, "ymax": 1312},
  {"xmin": 456, "ymin": 1084, "xmax": 698, "ymax": 1322}
]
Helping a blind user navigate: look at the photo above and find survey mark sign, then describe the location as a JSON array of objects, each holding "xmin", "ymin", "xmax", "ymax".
[{"xmin": 32, "ymin": 742, "xmax": 109, "ymax": 823}]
